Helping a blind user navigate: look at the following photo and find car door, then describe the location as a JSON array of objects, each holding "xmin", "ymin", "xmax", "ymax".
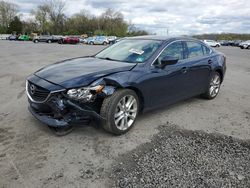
[
  {"xmin": 183, "ymin": 41, "xmax": 212, "ymax": 95},
  {"xmin": 40, "ymin": 36, "xmax": 46, "ymax": 42},
  {"xmin": 141, "ymin": 41, "xmax": 191, "ymax": 108},
  {"xmin": 95, "ymin": 37, "xmax": 101, "ymax": 44}
]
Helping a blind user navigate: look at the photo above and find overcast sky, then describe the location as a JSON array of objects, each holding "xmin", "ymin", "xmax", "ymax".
[{"xmin": 7, "ymin": 0, "xmax": 250, "ymax": 35}]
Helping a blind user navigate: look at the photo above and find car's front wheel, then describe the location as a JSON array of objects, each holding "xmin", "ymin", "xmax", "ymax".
[
  {"xmin": 202, "ymin": 72, "xmax": 221, "ymax": 99},
  {"xmin": 100, "ymin": 89, "xmax": 139, "ymax": 135}
]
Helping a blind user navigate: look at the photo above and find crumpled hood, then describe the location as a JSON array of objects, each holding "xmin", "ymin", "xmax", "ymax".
[{"xmin": 35, "ymin": 57, "xmax": 136, "ymax": 88}]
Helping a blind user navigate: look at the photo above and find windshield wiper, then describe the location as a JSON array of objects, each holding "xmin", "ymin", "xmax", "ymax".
[
  {"xmin": 96, "ymin": 56, "xmax": 135, "ymax": 64},
  {"xmin": 104, "ymin": 57, "xmax": 116, "ymax": 61},
  {"xmin": 96, "ymin": 57, "xmax": 120, "ymax": 62}
]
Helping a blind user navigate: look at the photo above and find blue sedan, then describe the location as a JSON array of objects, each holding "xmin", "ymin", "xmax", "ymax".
[{"xmin": 26, "ymin": 36, "xmax": 226, "ymax": 135}]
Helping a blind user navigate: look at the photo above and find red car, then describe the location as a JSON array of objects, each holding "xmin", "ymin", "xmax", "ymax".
[{"xmin": 58, "ymin": 36, "xmax": 79, "ymax": 44}]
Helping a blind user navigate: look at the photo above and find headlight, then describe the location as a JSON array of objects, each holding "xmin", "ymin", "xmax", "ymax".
[{"xmin": 67, "ymin": 85, "xmax": 104, "ymax": 101}]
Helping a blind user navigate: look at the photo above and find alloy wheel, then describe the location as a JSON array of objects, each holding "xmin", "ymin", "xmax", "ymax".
[
  {"xmin": 209, "ymin": 74, "xmax": 221, "ymax": 97},
  {"xmin": 114, "ymin": 95, "xmax": 138, "ymax": 131}
]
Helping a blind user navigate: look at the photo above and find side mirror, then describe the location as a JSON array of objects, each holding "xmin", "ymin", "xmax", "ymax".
[{"xmin": 156, "ymin": 55, "xmax": 179, "ymax": 69}]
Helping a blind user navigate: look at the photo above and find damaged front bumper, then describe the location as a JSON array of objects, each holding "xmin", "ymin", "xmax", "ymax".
[
  {"xmin": 28, "ymin": 97, "xmax": 105, "ymax": 128},
  {"xmin": 26, "ymin": 76, "xmax": 117, "ymax": 128}
]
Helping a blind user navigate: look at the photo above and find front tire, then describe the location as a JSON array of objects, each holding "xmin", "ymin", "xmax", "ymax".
[
  {"xmin": 202, "ymin": 72, "xmax": 221, "ymax": 99},
  {"xmin": 100, "ymin": 89, "xmax": 139, "ymax": 135}
]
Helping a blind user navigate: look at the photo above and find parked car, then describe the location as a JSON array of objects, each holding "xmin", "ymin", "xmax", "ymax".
[
  {"xmin": 84, "ymin": 37, "xmax": 93, "ymax": 44},
  {"xmin": 18, "ymin": 35, "xmax": 30, "ymax": 41},
  {"xmin": 0, "ymin": 34, "xmax": 10, "ymax": 40},
  {"xmin": 107, "ymin": 36, "xmax": 117, "ymax": 44},
  {"xmin": 58, "ymin": 36, "xmax": 79, "ymax": 44},
  {"xmin": 239, "ymin": 40, "xmax": 250, "ymax": 49},
  {"xmin": 8, "ymin": 35, "xmax": 18, "ymax": 40},
  {"xmin": 232, "ymin": 40, "xmax": 242, "ymax": 47},
  {"xmin": 33, "ymin": 35, "xmax": 62, "ymax": 43},
  {"xmin": 88, "ymin": 36, "xmax": 109, "ymax": 45},
  {"xmin": 227, "ymin": 40, "xmax": 235, "ymax": 46},
  {"xmin": 220, "ymin": 40, "xmax": 230, "ymax": 46},
  {"xmin": 79, "ymin": 37, "xmax": 87, "ymax": 43},
  {"xmin": 26, "ymin": 36, "xmax": 226, "ymax": 135},
  {"xmin": 204, "ymin": 40, "xmax": 221, "ymax": 47}
]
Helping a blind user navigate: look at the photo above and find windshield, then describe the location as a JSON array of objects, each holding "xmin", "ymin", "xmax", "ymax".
[{"xmin": 95, "ymin": 39, "xmax": 162, "ymax": 63}]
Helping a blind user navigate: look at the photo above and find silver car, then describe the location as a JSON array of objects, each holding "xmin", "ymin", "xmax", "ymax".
[{"xmin": 88, "ymin": 36, "xmax": 109, "ymax": 45}]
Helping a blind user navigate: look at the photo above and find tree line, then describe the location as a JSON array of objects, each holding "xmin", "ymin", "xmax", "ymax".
[
  {"xmin": 193, "ymin": 33, "xmax": 250, "ymax": 41},
  {"xmin": 0, "ymin": 0, "xmax": 148, "ymax": 36}
]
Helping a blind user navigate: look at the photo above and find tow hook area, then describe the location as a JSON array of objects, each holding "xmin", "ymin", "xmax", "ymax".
[{"xmin": 28, "ymin": 106, "xmax": 69, "ymax": 127}]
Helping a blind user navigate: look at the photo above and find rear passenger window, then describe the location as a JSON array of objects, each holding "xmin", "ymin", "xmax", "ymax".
[
  {"xmin": 202, "ymin": 45, "xmax": 211, "ymax": 55},
  {"xmin": 186, "ymin": 41, "xmax": 204, "ymax": 58}
]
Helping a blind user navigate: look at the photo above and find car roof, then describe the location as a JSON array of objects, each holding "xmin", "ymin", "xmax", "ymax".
[{"xmin": 126, "ymin": 35, "xmax": 200, "ymax": 42}]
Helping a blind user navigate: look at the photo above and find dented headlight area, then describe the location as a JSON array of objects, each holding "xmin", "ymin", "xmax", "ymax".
[
  {"xmin": 66, "ymin": 84, "xmax": 116, "ymax": 101},
  {"xmin": 66, "ymin": 85, "xmax": 104, "ymax": 102}
]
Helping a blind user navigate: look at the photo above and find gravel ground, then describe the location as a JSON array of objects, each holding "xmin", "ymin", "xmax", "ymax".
[{"xmin": 111, "ymin": 124, "xmax": 250, "ymax": 188}]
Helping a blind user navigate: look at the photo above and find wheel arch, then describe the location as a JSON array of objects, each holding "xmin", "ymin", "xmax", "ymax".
[
  {"xmin": 126, "ymin": 86, "xmax": 145, "ymax": 112},
  {"xmin": 214, "ymin": 68, "xmax": 224, "ymax": 82}
]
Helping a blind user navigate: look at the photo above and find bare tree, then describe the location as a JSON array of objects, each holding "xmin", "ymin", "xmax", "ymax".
[
  {"xmin": 46, "ymin": 0, "xmax": 66, "ymax": 34},
  {"xmin": 100, "ymin": 9, "xmax": 127, "ymax": 36},
  {"xmin": 31, "ymin": 0, "xmax": 65, "ymax": 34},
  {"xmin": 31, "ymin": 4, "xmax": 50, "ymax": 34},
  {"xmin": 0, "ymin": 1, "xmax": 18, "ymax": 32}
]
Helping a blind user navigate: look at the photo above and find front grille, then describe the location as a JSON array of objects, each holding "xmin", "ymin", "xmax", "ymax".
[{"xmin": 27, "ymin": 81, "xmax": 50, "ymax": 102}]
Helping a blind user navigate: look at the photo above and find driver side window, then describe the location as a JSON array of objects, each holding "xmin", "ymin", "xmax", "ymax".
[{"xmin": 156, "ymin": 41, "xmax": 184, "ymax": 65}]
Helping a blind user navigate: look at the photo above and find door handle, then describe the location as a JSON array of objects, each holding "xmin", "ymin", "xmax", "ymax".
[
  {"xmin": 208, "ymin": 59, "xmax": 213, "ymax": 64},
  {"xmin": 181, "ymin": 67, "xmax": 188, "ymax": 73}
]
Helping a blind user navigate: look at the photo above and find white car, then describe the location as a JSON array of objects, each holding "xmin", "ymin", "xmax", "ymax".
[
  {"xmin": 239, "ymin": 40, "xmax": 250, "ymax": 49},
  {"xmin": 0, "ymin": 34, "xmax": 10, "ymax": 40},
  {"xmin": 204, "ymin": 40, "xmax": 221, "ymax": 47}
]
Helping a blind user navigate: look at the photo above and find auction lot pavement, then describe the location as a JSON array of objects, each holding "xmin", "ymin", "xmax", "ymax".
[{"xmin": 0, "ymin": 41, "xmax": 250, "ymax": 187}]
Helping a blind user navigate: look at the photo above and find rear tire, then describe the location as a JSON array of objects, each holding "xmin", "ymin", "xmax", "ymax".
[
  {"xmin": 202, "ymin": 72, "xmax": 221, "ymax": 99},
  {"xmin": 100, "ymin": 89, "xmax": 139, "ymax": 135}
]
